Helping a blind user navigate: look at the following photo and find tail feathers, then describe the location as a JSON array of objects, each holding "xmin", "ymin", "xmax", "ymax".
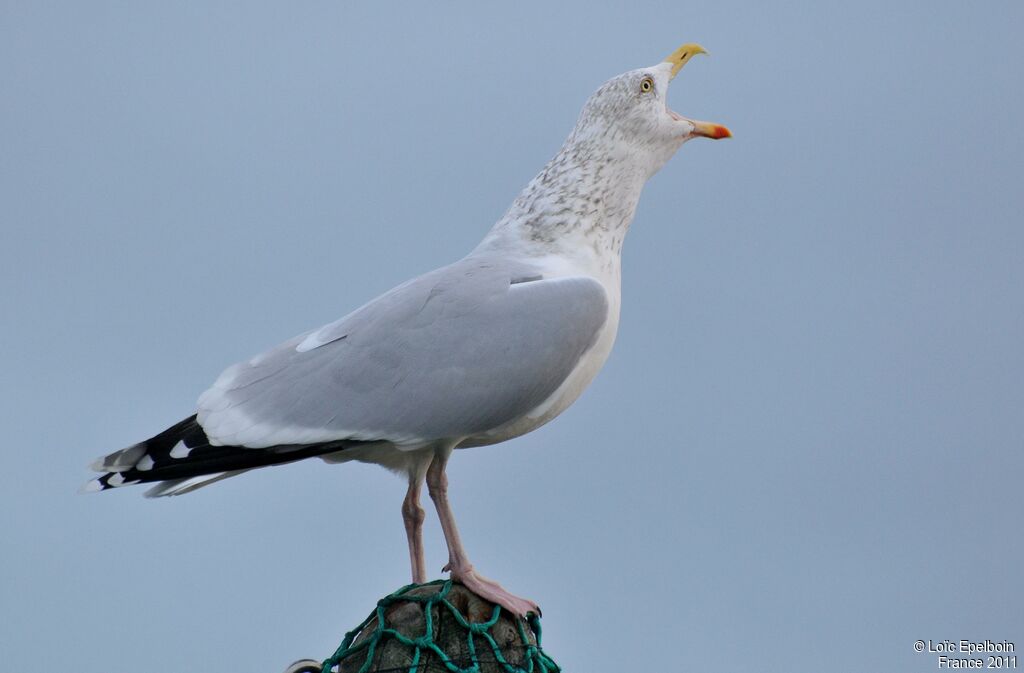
[
  {"xmin": 83, "ymin": 415, "xmax": 353, "ymax": 497},
  {"xmin": 142, "ymin": 470, "xmax": 249, "ymax": 497}
]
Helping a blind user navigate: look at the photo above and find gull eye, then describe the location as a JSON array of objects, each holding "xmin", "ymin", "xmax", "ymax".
[{"xmin": 640, "ymin": 77, "xmax": 654, "ymax": 94}]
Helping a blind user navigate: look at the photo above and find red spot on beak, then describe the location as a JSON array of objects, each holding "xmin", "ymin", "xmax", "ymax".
[
  {"xmin": 690, "ymin": 120, "xmax": 733, "ymax": 140},
  {"xmin": 710, "ymin": 124, "xmax": 732, "ymax": 139}
]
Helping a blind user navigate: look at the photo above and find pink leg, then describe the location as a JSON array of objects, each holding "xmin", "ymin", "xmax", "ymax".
[
  {"xmin": 402, "ymin": 474, "xmax": 427, "ymax": 585},
  {"xmin": 425, "ymin": 447, "xmax": 540, "ymax": 618}
]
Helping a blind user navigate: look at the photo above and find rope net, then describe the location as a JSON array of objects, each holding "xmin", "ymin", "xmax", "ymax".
[{"xmin": 322, "ymin": 580, "xmax": 560, "ymax": 673}]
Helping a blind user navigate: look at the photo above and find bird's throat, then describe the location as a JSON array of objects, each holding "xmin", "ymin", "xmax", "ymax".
[{"xmin": 479, "ymin": 142, "xmax": 647, "ymax": 265}]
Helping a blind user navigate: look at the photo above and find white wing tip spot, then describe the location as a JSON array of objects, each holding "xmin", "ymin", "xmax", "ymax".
[
  {"xmin": 169, "ymin": 441, "xmax": 191, "ymax": 459},
  {"xmin": 80, "ymin": 479, "xmax": 103, "ymax": 494}
]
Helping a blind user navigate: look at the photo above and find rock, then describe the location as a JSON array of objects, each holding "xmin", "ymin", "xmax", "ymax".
[{"xmin": 324, "ymin": 581, "xmax": 558, "ymax": 673}]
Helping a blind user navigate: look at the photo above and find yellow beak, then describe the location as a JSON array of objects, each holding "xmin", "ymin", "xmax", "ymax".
[
  {"xmin": 662, "ymin": 43, "xmax": 708, "ymax": 80},
  {"xmin": 690, "ymin": 120, "xmax": 732, "ymax": 139},
  {"xmin": 662, "ymin": 43, "xmax": 732, "ymax": 139}
]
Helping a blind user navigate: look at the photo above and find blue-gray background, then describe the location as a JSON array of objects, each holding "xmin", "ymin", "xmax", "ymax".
[{"xmin": 2, "ymin": 2, "xmax": 1021, "ymax": 671}]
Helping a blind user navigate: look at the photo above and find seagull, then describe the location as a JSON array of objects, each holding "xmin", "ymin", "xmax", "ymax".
[{"xmin": 85, "ymin": 44, "xmax": 731, "ymax": 618}]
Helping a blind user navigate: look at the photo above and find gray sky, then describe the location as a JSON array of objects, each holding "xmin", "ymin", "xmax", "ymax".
[{"xmin": 2, "ymin": 2, "xmax": 1022, "ymax": 671}]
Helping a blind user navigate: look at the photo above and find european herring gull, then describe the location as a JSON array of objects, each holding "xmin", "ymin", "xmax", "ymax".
[{"xmin": 85, "ymin": 44, "xmax": 731, "ymax": 618}]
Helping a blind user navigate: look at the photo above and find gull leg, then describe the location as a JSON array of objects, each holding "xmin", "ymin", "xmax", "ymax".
[
  {"xmin": 402, "ymin": 461, "xmax": 428, "ymax": 585},
  {"xmin": 426, "ymin": 446, "xmax": 540, "ymax": 619}
]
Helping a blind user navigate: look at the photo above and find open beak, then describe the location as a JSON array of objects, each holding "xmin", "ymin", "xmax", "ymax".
[
  {"xmin": 689, "ymin": 119, "xmax": 732, "ymax": 139},
  {"xmin": 662, "ymin": 43, "xmax": 732, "ymax": 140}
]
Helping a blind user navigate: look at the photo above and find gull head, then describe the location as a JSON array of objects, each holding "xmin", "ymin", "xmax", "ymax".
[{"xmin": 570, "ymin": 43, "xmax": 731, "ymax": 178}]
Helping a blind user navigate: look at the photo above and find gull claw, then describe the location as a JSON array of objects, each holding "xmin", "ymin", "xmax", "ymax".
[{"xmin": 446, "ymin": 564, "xmax": 540, "ymax": 620}]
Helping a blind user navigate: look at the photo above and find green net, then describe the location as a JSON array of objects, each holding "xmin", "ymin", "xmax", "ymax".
[{"xmin": 321, "ymin": 580, "xmax": 561, "ymax": 673}]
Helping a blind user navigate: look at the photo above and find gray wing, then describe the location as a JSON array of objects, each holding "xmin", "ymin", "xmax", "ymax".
[{"xmin": 196, "ymin": 257, "xmax": 609, "ymax": 448}]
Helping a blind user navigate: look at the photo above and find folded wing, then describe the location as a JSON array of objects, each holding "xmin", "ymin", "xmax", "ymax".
[{"xmin": 197, "ymin": 258, "xmax": 609, "ymax": 448}]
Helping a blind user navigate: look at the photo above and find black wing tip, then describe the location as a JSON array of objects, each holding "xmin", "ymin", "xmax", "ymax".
[{"xmin": 83, "ymin": 414, "xmax": 356, "ymax": 496}]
